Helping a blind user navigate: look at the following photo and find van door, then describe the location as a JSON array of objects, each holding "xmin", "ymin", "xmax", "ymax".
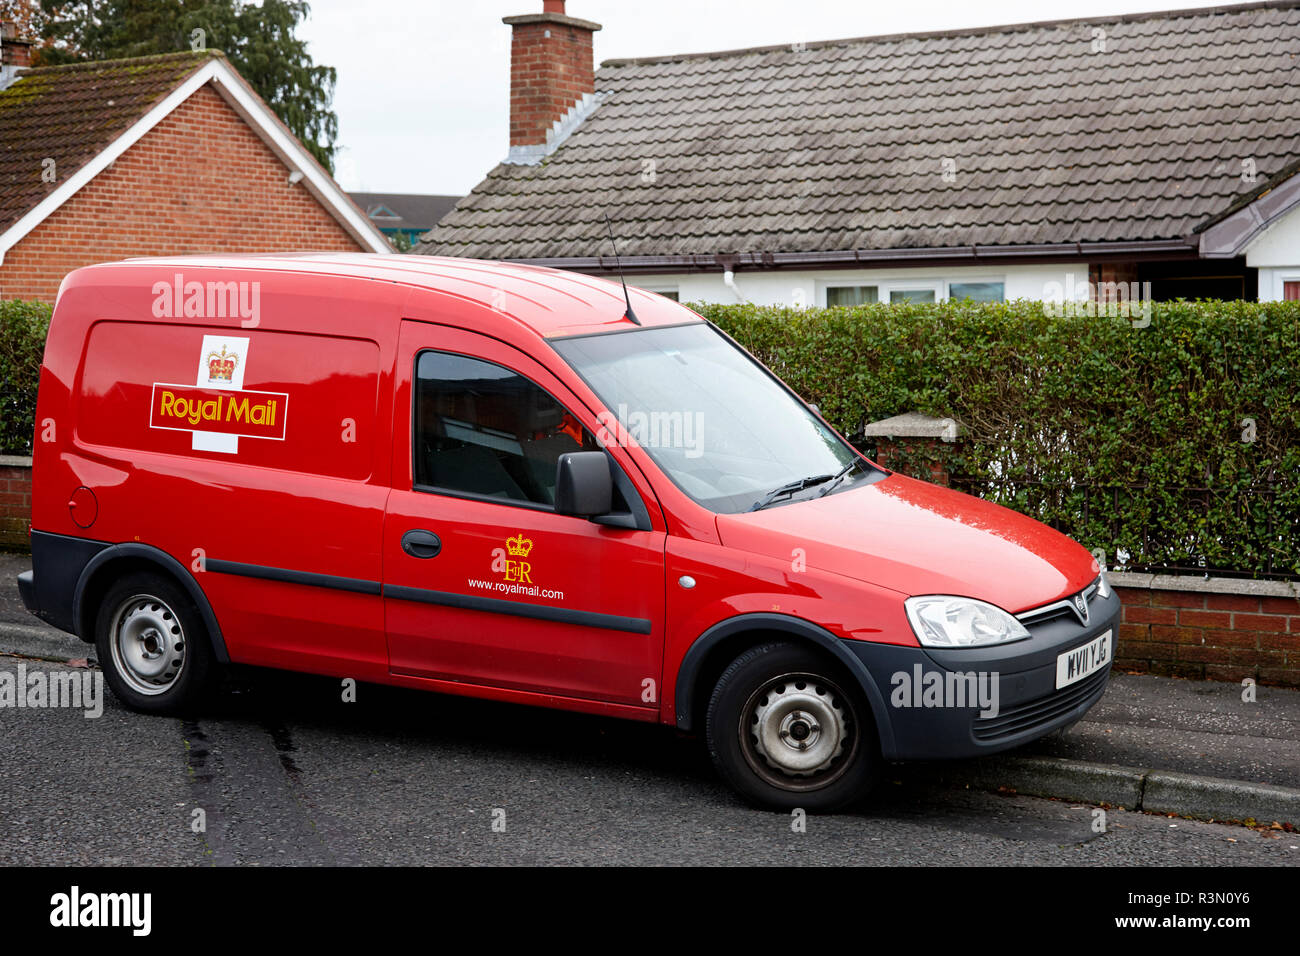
[{"xmin": 382, "ymin": 321, "xmax": 665, "ymax": 710}]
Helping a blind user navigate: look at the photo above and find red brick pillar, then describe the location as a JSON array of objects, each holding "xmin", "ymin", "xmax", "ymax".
[{"xmin": 861, "ymin": 413, "xmax": 963, "ymax": 486}]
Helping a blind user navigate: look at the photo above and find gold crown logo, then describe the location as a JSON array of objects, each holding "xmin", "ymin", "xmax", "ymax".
[
  {"xmin": 506, "ymin": 533, "xmax": 533, "ymax": 558},
  {"xmin": 207, "ymin": 345, "xmax": 238, "ymax": 382}
]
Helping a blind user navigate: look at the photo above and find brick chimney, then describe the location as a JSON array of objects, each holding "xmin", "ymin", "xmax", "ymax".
[
  {"xmin": 502, "ymin": 1, "xmax": 602, "ymax": 163},
  {"xmin": 0, "ymin": 21, "xmax": 34, "ymax": 90},
  {"xmin": 1, "ymin": 21, "xmax": 33, "ymax": 67}
]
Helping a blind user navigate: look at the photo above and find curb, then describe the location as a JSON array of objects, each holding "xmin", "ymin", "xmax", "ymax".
[
  {"xmin": 1143, "ymin": 770, "xmax": 1300, "ymax": 827},
  {"xmin": 0, "ymin": 621, "xmax": 87, "ymax": 662},
  {"xmin": 923, "ymin": 755, "xmax": 1300, "ymax": 828}
]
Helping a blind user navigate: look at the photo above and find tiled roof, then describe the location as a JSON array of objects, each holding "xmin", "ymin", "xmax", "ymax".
[
  {"xmin": 0, "ymin": 51, "xmax": 216, "ymax": 234},
  {"xmin": 348, "ymin": 192, "xmax": 462, "ymax": 231},
  {"xmin": 419, "ymin": 1, "xmax": 1300, "ymax": 260}
]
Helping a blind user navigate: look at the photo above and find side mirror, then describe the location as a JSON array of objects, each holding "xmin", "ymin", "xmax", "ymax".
[{"xmin": 555, "ymin": 451, "xmax": 613, "ymax": 517}]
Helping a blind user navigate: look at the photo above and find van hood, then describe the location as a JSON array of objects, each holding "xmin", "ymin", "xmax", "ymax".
[{"xmin": 715, "ymin": 472, "xmax": 1097, "ymax": 614}]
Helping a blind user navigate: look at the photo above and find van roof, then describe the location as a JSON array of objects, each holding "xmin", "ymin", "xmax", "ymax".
[{"xmin": 104, "ymin": 252, "xmax": 700, "ymax": 338}]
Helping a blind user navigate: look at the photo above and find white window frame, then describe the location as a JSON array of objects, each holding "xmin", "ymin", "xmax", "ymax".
[
  {"xmin": 818, "ymin": 275, "xmax": 1009, "ymax": 306},
  {"xmin": 1266, "ymin": 269, "xmax": 1300, "ymax": 302},
  {"xmin": 633, "ymin": 283, "xmax": 680, "ymax": 301},
  {"xmin": 943, "ymin": 276, "xmax": 1007, "ymax": 303},
  {"xmin": 820, "ymin": 282, "xmax": 882, "ymax": 307},
  {"xmin": 885, "ymin": 283, "xmax": 942, "ymax": 304}
]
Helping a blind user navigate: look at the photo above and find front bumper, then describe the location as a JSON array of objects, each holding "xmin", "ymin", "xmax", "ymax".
[{"xmin": 842, "ymin": 587, "xmax": 1121, "ymax": 760}]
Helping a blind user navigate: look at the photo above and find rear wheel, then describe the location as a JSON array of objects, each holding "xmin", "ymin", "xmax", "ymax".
[
  {"xmin": 95, "ymin": 571, "xmax": 214, "ymax": 715},
  {"xmin": 706, "ymin": 642, "xmax": 878, "ymax": 812}
]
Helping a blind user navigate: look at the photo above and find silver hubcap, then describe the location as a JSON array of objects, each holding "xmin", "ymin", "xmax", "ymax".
[
  {"xmin": 110, "ymin": 594, "xmax": 186, "ymax": 696},
  {"xmin": 742, "ymin": 672, "xmax": 855, "ymax": 789}
]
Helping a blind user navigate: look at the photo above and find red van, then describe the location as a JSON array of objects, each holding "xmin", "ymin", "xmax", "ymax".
[{"xmin": 19, "ymin": 254, "xmax": 1118, "ymax": 810}]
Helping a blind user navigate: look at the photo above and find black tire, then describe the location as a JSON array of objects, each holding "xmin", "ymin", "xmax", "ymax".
[
  {"xmin": 705, "ymin": 642, "xmax": 878, "ymax": 812},
  {"xmin": 94, "ymin": 571, "xmax": 215, "ymax": 715}
]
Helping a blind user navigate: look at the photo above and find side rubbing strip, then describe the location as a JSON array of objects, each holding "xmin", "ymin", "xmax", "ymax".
[
  {"xmin": 384, "ymin": 584, "xmax": 652, "ymax": 634},
  {"xmin": 204, "ymin": 560, "xmax": 650, "ymax": 634},
  {"xmin": 207, "ymin": 559, "xmax": 382, "ymax": 596}
]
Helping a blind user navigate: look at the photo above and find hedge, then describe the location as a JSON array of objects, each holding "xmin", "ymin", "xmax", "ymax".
[
  {"xmin": 697, "ymin": 299, "xmax": 1300, "ymax": 578},
  {"xmin": 1, "ymin": 297, "xmax": 1295, "ymax": 576},
  {"xmin": 0, "ymin": 300, "xmax": 50, "ymax": 458}
]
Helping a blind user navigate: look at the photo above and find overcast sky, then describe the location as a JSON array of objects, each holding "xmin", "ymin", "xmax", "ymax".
[{"xmin": 299, "ymin": 0, "xmax": 1229, "ymax": 197}]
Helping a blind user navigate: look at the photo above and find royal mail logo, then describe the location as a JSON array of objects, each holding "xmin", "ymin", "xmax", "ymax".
[
  {"xmin": 149, "ymin": 383, "xmax": 288, "ymax": 441},
  {"xmin": 191, "ymin": 335, "xmax": 252, "ymax": 453},
  {"xmin": 472, "ymin": 532, "xmax": 563, "ymax": 601},
  {"xmin": 206, "ymin": 345, "xmax": 239, "ymax": 383},
  {"xmin": 492, "ymin": 533, "xmax": 534, "ymax": 583}
]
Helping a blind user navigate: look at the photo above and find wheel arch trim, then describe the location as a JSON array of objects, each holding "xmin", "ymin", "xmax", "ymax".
[
  {"xmin": 73, "ymin": 543, "xmax": 231, "ymax": 664},
  {"xmin": 673, "ymin": 612, "xmax": 896, "ymax": 757}
]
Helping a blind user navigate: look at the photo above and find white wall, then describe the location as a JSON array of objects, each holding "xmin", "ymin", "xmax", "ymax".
[
  {"xmin": 631, "ymin": 262, "xmax": 1090, "ymax": 307},
  {"xmin": 1244, "ymin": 203, "xmax": 1300, "ymax": 301}
]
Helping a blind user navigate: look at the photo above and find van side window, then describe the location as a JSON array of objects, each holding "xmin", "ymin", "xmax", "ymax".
[{"xmin": 414, "ymin": 350, "xmax": 599, "ymax": 506}]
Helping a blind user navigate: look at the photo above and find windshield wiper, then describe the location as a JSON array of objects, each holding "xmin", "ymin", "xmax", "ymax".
[
  {"xmin": 818, "ymin": 457, "xmax": 867, "ymax": 498},
  {"xmin": 748, "ymin": 473, "xmax": 835, "ymax": 512}
]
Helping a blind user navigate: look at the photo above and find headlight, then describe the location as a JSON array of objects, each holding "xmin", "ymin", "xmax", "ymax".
[
  {"xmin": 1096, "ymin": 570, "xmax": 1111, "ymax": 599},
  {"xmin": 904, "ymin": 595, "xmax": 1031, "ymax": 648}
]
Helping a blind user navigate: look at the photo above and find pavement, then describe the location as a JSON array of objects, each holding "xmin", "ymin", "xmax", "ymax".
[{"xmin": 3, "ymin": 550, "xmax": 1298, "ymax": 832}]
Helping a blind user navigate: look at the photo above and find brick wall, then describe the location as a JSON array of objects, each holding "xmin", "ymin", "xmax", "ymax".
[
  {"xmin": 0, "ymin": 83, "xmax": 365, "ymax": 303},
  {"xmin": 0, "ymin": 456, "xmax": 32, "ymax": 550},
  {"xmin": 1114, "ymin": 576, "xmax": 1300, "ymax": 688}
]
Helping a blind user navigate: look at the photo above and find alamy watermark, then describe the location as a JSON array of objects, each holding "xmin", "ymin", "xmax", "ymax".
[
  {"xmin": 0, "ymin": 663, "xmax": 103, "ymax": 718},
  {"xmin": 596, "ymin": 405, "xmax": 704, "ymax": 458},
  {"xmin": 50, "ymin": 886, "xmax": 150, "ymax": 936},
  {"xmin": 1042, "ymin": 275, "xmax": 1153, "ymax": 327},
  {"xmin": 151, "ymin": 272, "xmax": 261, "ymax": 328},
  {"xmin": 890, "ymin": 664, "xmax": 1000, "ymax": 718}
]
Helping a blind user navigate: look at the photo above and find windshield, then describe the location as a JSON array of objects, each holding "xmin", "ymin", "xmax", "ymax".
[{"xmin": 553, "ymin": 323, "xmax": 875, "ymax": 513}]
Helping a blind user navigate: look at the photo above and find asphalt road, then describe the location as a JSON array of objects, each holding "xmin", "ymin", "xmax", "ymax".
[{"xmin": 2, "ymin": 658, "xmax": 1296, "ymax": 866}]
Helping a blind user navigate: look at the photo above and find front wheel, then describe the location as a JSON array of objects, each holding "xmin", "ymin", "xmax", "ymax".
[
  {"xmin": 94, "ymin": 571, "xmax": 215, "ymax": 715},
  {"xmin": 706, "ymin": 642, "xmax": 878, "ymax": 812}
]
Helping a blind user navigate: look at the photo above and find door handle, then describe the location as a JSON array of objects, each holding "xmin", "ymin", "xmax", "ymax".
[{"xmin": 401, "ymin": 529, "xmax": 442, "ymax": 559}]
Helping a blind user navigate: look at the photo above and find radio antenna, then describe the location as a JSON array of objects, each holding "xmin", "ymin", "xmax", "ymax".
[{"xmin": 603, "ymin": 213, "xmax": 641, "ymax": 326}]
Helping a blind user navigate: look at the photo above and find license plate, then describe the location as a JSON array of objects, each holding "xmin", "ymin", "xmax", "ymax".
[{"xmin": 1056, "ymin": 630, "xmax": 1112, "ymax": 689}]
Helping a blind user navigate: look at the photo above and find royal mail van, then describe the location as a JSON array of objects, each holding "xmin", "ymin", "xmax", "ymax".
[{"xmin": 18, "ymin": 254, "xmax": 1119, "ymax": 810}]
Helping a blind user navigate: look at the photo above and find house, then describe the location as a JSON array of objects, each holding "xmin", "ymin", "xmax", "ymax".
[
  {"xmin": 349, "ymin": 192, "xmax": 461, "ymax": 249},
  {"xmin": 0, "ymin": 26, "xmax": 388, "ymax": 303},
  {"xmin": 418, "ymin": 0, "xmax": 1300, "ymax": 306}
]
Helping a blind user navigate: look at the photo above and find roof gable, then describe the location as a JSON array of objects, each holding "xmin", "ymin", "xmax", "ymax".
[
  {"xmin": 420, "ymin": 1, "xmax": 1300, "ymax": 261},
  {"xmin": 0, "ymin": 51, "xmax": 389, "ymax": 258},
  {"xmin": 0, "ymin": 51, "xmax": 211, "ymax": 235}
]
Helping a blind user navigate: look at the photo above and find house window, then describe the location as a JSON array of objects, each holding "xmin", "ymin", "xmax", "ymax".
[
  {"xmin": 826, "ymin": 285, "xmax": 878, "ymax": 306},
  {"xmin": 948, "ymin": 281, "xmax": 1005, "ymax": 302},
  {"xmin": 634, "ymin": 284, "xmax": 679, "ymax": 301},
  {"xmin": 1284, "ymin": 281, "xmax": 1300, "ymax": 301},
  {"xmin": 890, "ymin": 288, "xmax": 936, "ymax": 304}
]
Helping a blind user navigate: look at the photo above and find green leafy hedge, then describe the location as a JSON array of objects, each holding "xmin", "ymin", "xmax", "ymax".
[
  {"xmin": 1, "ymin": 297, "xmax": 1295, "ymax": 576},
  {"xmin": 698, "ymin": 300, "xmax": 1300, "ymax": 578},
  {"xmin": 0, "ymin": 300, "xmax": 51, "ymax": 458}
]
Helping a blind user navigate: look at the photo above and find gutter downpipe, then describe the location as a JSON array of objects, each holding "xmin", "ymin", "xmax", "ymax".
[{"xmin": 718, "ymin": 255, "xmax": 747, "ymax": 302}]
